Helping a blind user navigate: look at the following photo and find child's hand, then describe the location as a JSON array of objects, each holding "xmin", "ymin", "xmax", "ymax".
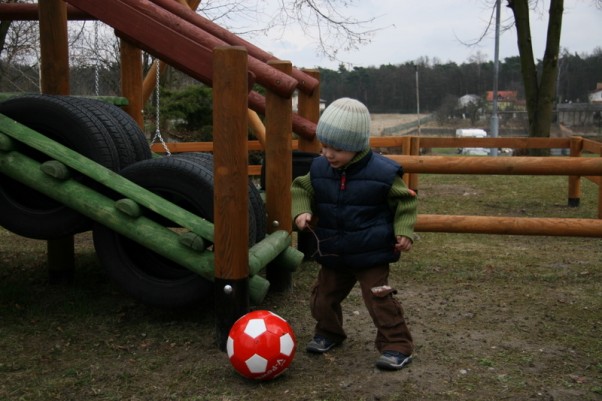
[
  {"xmin": 394, "ymin": 235, "xmax": 413, "ymax": 253},
  {"xmin": 295, "ymin": 213, "xmax": 313, "ymax": 231}
]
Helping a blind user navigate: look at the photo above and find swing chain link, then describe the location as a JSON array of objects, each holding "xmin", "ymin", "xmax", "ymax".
[
  {"xmin": 150, "ymin": 59, "xmax": 171, "ymax": 156},
  {"xmin": 94, "ymin": 21, "xmax": 100, "ymax": 97}
]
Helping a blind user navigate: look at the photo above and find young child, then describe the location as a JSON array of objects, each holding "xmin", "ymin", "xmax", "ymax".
[{"xmin": 291, "ymin": 97, "xmax": 418, "ymax": 371}]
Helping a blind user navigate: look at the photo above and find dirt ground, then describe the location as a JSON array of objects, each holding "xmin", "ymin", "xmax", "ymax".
[
  {"xmin": 1, "ymin": 229, "xmax": 600, "ymax": 401},
  {"xmin": 1, "ymin": 117, "xmax": 601, "ymax": 400}
]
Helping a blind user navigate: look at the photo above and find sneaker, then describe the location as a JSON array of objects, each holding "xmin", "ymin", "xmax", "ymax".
[
  {"xmin": 375, "ymin": 351, "xmax": 413, "ymax": 370},
  {"xmin": 306, "ymin": 335, "xmax": 337, "ymax": 353}
]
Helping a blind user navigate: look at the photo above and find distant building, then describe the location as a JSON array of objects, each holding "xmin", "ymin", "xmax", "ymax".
[
  {"xmin": 458, "ymin": 94, "xmax": 480, "ymax": 108},
  {"xmin": 588, "ymin": 82, "xmax": 602, "ymax": 104},
  {"xmin": 485, "ymin": 90, "xmax": 524, "ymax": 111}
]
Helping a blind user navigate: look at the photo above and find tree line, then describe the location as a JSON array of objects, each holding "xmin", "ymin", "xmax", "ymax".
[
  {"xmin": 1, "ymin": 48, "xmax": 600, "ymax": 117},
  {"xmin": 318, "ymin": 49, "xmax": 602, "ymax": 114}
]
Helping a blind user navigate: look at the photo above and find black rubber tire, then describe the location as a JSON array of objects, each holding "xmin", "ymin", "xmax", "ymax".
[
  {"xmin": 0, "ymin": 94, "xmax": 120, "ymax": 239},
  {"xmin": 92, "ymin": 156, "xmax": 258, "ymax": 307},
  {"xmin": 67, "ymin": 97, "xmax": 137, "ymax": 169},
  {"xmin": 74, "ymin": 98, "xmax": 152, "ymax": 165},
  {"xmin": 173, "ymin": 152, "xmax": 267, "ymax": 241}
]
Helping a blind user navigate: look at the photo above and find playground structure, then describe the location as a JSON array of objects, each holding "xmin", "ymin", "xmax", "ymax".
[{"xmin": 1, "ymin": 0, "xmax": 602, "ymax": 348}]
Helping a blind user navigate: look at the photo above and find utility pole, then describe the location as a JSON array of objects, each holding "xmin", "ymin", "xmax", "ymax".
[
  {"xmin": 415, "ymin": 64, "xmax": 421, "ymax": 135},
  {"xmin": 490, "ymin": 0, "xmax": 501, "ymax": 156}
]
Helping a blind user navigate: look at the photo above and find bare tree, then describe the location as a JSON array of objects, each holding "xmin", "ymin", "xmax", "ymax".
[
  {"xmin": 464, "ymin": 1, "xmax": 600, "ymax": 148},
  {"xmin": 506, "ymin": 0, "xmax": 564, "ymax": 148},
  {"xmin": 0, "ymin": 0, "xmax": 39, "ymax": 92},
  {"xmin": 197, "ymin": 0, "xmax": 382, "ymax": 63}
]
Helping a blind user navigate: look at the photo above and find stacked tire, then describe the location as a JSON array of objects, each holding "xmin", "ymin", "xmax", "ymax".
[
  {"xmin": 93, "ymin": 153, "xmax": 267, "ymax": 307},
  {"xmin": 0, "ymin": 94, "xmax": 151, "ymax": 239},
  {"xmin": 0, "ymin": 94, "xmax": 266, "ymax": 307}
]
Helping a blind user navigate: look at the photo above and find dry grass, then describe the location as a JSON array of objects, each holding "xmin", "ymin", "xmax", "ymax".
[{"xmin": 1, "ymin": 173, "xmax": 601, "ymax": 401}]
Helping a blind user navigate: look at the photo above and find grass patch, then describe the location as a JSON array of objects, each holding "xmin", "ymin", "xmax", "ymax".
[{"xmin": 1, "ymin": 173, "xmax": 601, "ymax": 400}]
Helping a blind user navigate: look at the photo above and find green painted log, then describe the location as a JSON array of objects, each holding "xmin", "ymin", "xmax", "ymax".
[
  {"xmin": 272, "ymin": 245, "xmax": 304, "ymax": 272},
  {"xmin": 178, "ymin": 231, "xmax": 207, "ymax": 252},
  {"xmin": 248, "ymin": 230, "xmax": 300, "ymax": 276},
  {"xmin": 0, "ymin": 115, "xmax": 214, "ymax": 242},
  {"xmin": 0, "ymin": 93, "xmax": 128, "ymax": 106},
  {"xmin": 248, "ymin": 275, "xmax": 270, "ymax": 306},
  {"xmin": 0, "ymin": 150, "xmax": 270, "ymax": 304},
  {"xmin": 0, "ymin": 150, "xmax": 214, "ymax": 274},
  {"xmin": 0, "ymin": 131, "xmax": 15, "ymax": 151}
]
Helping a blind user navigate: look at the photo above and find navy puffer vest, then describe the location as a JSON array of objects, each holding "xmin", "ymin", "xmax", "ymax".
[{"xmin": 310, "ymin": 151, "xmax": 402, "ymax": 269}]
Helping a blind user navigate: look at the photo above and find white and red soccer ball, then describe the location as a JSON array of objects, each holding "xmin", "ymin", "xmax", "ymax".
[{"xmin": 227, "ymin": 310, "xmax": 297, "ymax": 380}]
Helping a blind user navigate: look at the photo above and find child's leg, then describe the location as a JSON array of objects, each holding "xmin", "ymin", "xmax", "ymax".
[
  {"xmin": 356, "ymin": 264, "xmax": 414, "ymax": 355},
  {"xmin": 310, "ymin": 266, "xmax": 356, "ymax": 343}
]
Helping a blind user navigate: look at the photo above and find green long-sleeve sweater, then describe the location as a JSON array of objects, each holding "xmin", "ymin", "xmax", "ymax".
[{"xmin": 291, "ymin": 149, "xmax": 418, "ymax": 241}]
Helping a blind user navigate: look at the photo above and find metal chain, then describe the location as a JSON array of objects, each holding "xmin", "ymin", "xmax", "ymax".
[
  {"xmin": 150, "ymin": 59, "xmax": 171, "ymax": 156},
  {"xmin": 94, "ymin": 21, "xmax": 100, "ymax": 97}
]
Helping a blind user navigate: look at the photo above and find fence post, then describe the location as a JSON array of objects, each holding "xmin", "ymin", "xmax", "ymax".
[
  {"xmin": 568, "ymin": 136, "xmax": 583, "ymax": 207},
  {"xmin": 599, "ymin": 147, "xmax": 602, "ymax": 219},
  {"xmin": 213, "ymin": 46, "xmax": 250, "ymax": 350},
  {"xmin": 409, "ymin": 136, "xmax": 420, "ymax": 191},
  {"xmin": 265, "ymin": 60, "xmax": 293, "ymax": 291}
]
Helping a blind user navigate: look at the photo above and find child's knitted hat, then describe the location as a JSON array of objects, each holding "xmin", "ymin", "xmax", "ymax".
[{"xmin": 316, "ymin": 97, "xmax": 370, "ymax": 152}]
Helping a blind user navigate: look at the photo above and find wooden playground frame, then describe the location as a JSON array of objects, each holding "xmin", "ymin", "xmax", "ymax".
[{"xmin": 1, "ymin": 0, "xmax": 601, "ymax": 345}]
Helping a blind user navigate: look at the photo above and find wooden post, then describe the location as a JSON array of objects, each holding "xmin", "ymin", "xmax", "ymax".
[
  {"xmin": 401, "ymin": 136, "xmax": 412, "ymax": 188},
  {"xmin": 213, "ymin": 46, "xmax": 250, "ymax": 351},
  {"xmin": 120, "ymin": 40, "xmax": 144, "ymax": 128},
  {"xmin": 297, "ymin": 69, "xmax": 322, "ymax": 153},
  {"xmin": 599, "ymin": 147, "xmax": 602, "ymax": 219},
  {"xmin": 408, "ymin": 136, "xmax": 420, "ymax": 191},
  {"xmin": 38, "ymin": 0, "xmax": 69, "ymax": 95},
  {"xmin": 568, "ymin": 136, "xmax": 582, "ymax": 207},
  {"xmin": 38, "ymin": 0, "xmax": 74, "ymax": 283},
  {"xmin": 265, "ymin": 60, "xmax": 293, "ymax": 291}
]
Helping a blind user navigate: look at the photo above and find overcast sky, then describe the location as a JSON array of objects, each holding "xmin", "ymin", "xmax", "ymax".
[{"xmin": 232, "ymin": 0, "xmax": 602, "ymax": 70}]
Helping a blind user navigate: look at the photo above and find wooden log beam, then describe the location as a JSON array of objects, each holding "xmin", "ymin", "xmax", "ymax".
[
  {"xmin": 119, "ymin": 0, "xmax": 298, "ymax": 99},
  {"xmin": 297, "ymin": 69, "xmax": 322, "ymax": 153},
  {"xmin": 120, "ymin": 41, "xmax": 144, "ymax": 127},
  {"xmin": 416, "ymin": 214, "xmax": 602, "ymax": 238},
  {"xmin": 0, "ymin": 149, "xmax": 216, "ymax": 277},
  {"xmin": 38, "ymin": 0, "xmax": 73, "ymax": 282},
  {"xmin": 388, "ymin": 155, "xmax": 602, "ymax": 175},
  {"xmin": 0, "ymin": 116, "xmax": 215, "ymax": 241},
  {"xmin": 0, "ymin": 3, "xmax": 91, "ymax": 20},
  {"xmin": 64, "ymin": 0, "xmax": 237, "ymax": 90},
  {"xmin": 212, "ymin": 46, "xmax": 250, "ymax": 350},
  {"xmin": 264, "ymin": 60, "xmax": 294, "ymax": 291},
  {"xmin": 248, "ymin": 90, "xmax": 317, "ymax": 140},
  {"xmin": 417, "ymin": 136, "xmax": 571, "ymax": 149},
  {"xmin": 149, "ymin": 0, "xmax": 319, "ymax": 95}
]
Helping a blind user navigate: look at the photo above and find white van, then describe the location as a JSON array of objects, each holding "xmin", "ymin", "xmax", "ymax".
[{"xmin": 455, "ymin": 128, "xmax": 489, "ymax": 156}]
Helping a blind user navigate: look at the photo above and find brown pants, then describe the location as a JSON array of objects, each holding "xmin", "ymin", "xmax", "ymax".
[{"xmin": 310, "ymin": 263, "xmax": 414, "ymax": 355}]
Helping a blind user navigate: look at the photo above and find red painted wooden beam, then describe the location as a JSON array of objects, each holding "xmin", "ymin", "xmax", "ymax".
[
  {"xmin": 65, "ymin": 0, "xmax": 217, "ymax": 88},
  {"xmin": 121, "ymin": 0, "xmax": 298, "ymax": 99},
  {"xmin": 0, "ymin": 3, "xmax": 92, "ymax": 20},
  {"xmin": 64, "ymin": 0, "xmax": 297, "ymax": 99},
  {"xmin": 149, "ymin": 0, "xmax": 320, "ymax": 96}
]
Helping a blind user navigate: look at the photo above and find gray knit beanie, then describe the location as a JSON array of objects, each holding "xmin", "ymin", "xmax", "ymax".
[{"xmin": 316, "ymin": 97, "xmax": 370, "ymax": 152}]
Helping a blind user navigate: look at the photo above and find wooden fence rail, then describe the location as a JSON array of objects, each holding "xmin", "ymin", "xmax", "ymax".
[{"xmin": 152, "ymin": 135, "xmax": 602, "ymax": 236}]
